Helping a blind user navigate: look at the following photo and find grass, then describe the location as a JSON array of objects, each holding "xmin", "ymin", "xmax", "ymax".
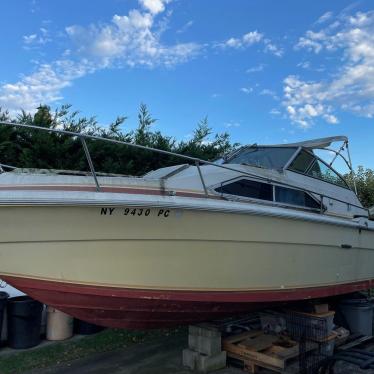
[{"xmin": 0, "ymin": 327, "xmax": 185, "ymax": 374}]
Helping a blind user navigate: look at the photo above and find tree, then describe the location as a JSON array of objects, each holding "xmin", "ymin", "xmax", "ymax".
[
  {"xmin": 0, "ymin": 103, "xmax": 237, "ymax": 176},
  {"xmin": 346, "ymin": 166, "xmax": 374, "ymax": 208}
]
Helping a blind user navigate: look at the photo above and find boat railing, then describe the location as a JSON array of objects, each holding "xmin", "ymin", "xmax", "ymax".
[{"xmin": 0, "ymin": 121, "xmax": 368, "ymax": 216}]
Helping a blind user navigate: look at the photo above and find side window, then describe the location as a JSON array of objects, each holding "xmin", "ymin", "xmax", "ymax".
[
  {"xmin": 275, "ymin": 186, "xmax": 320, "ymax": 209},
  {"xmin": 288, "ymin": 150, "xmax": 315, "ymax": 173},
  {"xmin": 307, "ymin": 160, "xmax": 347, "ymax": 188},
  {"xmin": 215, "ymin": 179, "xmax": 272, "ymax": 201}
]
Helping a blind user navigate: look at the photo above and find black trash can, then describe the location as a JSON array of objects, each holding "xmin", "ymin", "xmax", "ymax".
[
  {"xmin": 0, "ymin": 292, "xmax": 9, "ymax": 339},
  {"xmin": 74, "ymin": 319, "xmax": 104, "ymax": 335},
  {"xmin": 7, "ymin": 296, "xmax": 43, "ymax": 349}
]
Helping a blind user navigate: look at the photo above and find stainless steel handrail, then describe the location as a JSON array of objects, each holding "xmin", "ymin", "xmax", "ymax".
[{"xmin": 0, "ymin": 121, "xmax": 368, "ymax": 215}]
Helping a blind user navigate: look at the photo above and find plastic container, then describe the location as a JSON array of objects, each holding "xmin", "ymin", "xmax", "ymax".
[
  {"xmin": 46, "ymin": 306, "xmax": 73, "ymax": 341},
  {"xmin": 0, "ymin": 292, "xmax": 9, "ymax": 341},
  {"xmin": 339, "ymin": 299, "xmax": 373, "ymax": 336},
  {"xmin": 74, "ymin": 319, "xmax": 104, "ymax": 335},
  {"xmin": 7, "ymin": 296, "xmax": 43, "ymax": 349}
]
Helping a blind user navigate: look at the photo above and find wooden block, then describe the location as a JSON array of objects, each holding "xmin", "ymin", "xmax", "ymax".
[
  {"xmin": 313, "ymin": 303, "xmax": 329, "ymax": 314},
  {"xmin": 297, "ymin": 310, "xmax": 335, "ymax": 318}
]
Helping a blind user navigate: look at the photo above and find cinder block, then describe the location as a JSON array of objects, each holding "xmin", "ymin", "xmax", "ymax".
[
  {"xmin": 196, "ymin": 351, "xmax": 227, "ymax": 373},
  {"xmin": 188, "ymin": 334, "xmax": 221, "ymax": 356},
  {"xmin": 182, "ymin": 348, "xmax": 199, "ymax": 370},
  {"xmin": 188, "ymin": 323, "xmax": 221, "ymax": 338}
]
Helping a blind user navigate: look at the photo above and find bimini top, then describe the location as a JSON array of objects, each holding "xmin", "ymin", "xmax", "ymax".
[{"xmin": 279, "ymin": 136, "xmax": 348, "ymax": 149}]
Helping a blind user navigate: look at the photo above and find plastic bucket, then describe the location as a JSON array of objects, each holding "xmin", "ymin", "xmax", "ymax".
[
  {"xmin": 7, "ymin": 296, "xmax": 43, "ymax": 349},
  {"xmin": 74, "ymin": 319, "xmax": 104, "ymax": 335},
  {"xmin": 0, "ymin": 292, "xmax": 9, "ymax": 341},
  {"xmin": 339, "ymin": 299, "xmax": 373, "ymax": 336},
  {"xmin": 46, "ymin": 306, "xmax": 73, "ymax": 341}
]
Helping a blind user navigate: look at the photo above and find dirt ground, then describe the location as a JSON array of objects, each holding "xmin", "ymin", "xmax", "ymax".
[
  {"xmin": 29, "ymin": 333, "xmax": 374, "ymax": 374},
  {"xmin": 29, "ymin": 334, "xmax": 242, "ymax": 374}
]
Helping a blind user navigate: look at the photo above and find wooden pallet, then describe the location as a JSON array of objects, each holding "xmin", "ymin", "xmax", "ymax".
[{"xmin": 223, "ymin": 330, "xmax": 317, "ymax": 373}]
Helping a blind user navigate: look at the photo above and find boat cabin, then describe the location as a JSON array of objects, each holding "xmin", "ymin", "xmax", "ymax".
[{"xmin": 163, "ymin": 136, "xmax": 367, "ymax": 219}]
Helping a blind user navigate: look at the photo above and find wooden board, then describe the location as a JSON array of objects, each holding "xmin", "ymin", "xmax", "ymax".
[
  {"xmin": 223, "ymin": 331, "xmax": 318, "ymax": 373},
  {"xmin": 239, "ymin": 334, "xmax": 279, "ymax": 351},
  {"xmin": 223, "ymin": 332, "xmax": 299, "ymax": 370}
]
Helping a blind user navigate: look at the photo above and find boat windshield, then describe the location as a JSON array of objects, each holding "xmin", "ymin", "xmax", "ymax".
[
  {"xmin": 224, "ymin": 146, "xmax": 297, "ymax": 170},
  {"xmin": 288, "ymin": 149, "xmax": 349, "ymax": 188}
]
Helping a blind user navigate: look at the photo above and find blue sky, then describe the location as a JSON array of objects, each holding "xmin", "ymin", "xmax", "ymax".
[{"xmin": 0, "ymin": 0, "xmax": 373, "ymax": 169}]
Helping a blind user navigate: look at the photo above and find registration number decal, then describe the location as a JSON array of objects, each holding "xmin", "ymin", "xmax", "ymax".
[{"xmin": 100, "ymin": 207, "xmax": 170, "ymax": 217}]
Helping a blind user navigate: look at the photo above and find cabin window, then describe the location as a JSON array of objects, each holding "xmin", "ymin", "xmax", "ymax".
[
  {"xmin": 288, "ymin": 150, "xmax": 315, "ymax": 173},
  {"xmin": 224, "ymin": 147, "xmax": 297, "ymax": 170},
  {"xmin": 275, "ymin": 186, "xmax": 320, "ymax": 209},
  {"xmin": 307, "ymin": 159, "xmax": 348, "ymax": 188},
  {"xmin": 215, "ymin": 179, "xmax": 272, "ymax": 201}
]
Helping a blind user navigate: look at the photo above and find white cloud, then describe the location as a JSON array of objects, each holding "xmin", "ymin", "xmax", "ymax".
[
  {"xmin": 177, "ymin": 20, "xmax": 193, "ymax": 34},
  {"xmin": 324, "ymin": 114, "xmax": 339, "ymax": 124},
  {"xmin": 23, "ymin": 28, "xmax": 51, "ymax": 49},
  {"xmin": 240, "ymin": 87, "xmax": 253, "ymax": 94},
  {"xmin": 242, "ymin": 31, "xmax": 263, "ymax": 45},
  {"xmin": 139, "ymin": 0, "xmax": 169, "ymax": 15},
  {"xmin": 217, "ymin": 31, "xmax": 283, "ymax": 57},
  {"xmin": 297, "ymin": 61, "xmax": 311, "ymax": 69},
  {"xmin": 224, "ymin": 121, "xmax": 240, "ymax": 128},
  {"xmin": 263, "ymin": 39, "xmax": 284, "ymax": 57},
  {"xmin": 246, "ymin": 64, "xmax": 265, "ymax": 73},
  {"xmin": 0, "ymin": 1, "xmax": 200, "ymax": 113},
  {"xmin": 23, "ymin": 34, "xmax": 37, "ymax": 44},
  {"xmin": 260, "ymin": 88, "xmax": 279, "ymax": 100},
  {"xmin": 285, "ymin": 10, "xmax": 374, "ymax": 127},
  {"xmin": 0, "ymin": 60, "xmax": 95, "ymax": 114},
  {"xmin": 316, "ymin": 11, "xmax": 333, "ymax": 24},
  {"xmin": 218, "ymin": 30, "xmax": 263, "ymax": 49},
  {"xmin": 65, "ymin": 10, "xmax": 200, "ymax": 67},
  {"xmin": 270, "ymin": 108, "xmax": 281, "ymax": 116},
  {"xmin": 295, "ymin": 31, "xmax": 325, "ymax": 53}
]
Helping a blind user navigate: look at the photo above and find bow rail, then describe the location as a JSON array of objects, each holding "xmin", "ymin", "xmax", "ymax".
[{"xmin": 0, "ymin": 121, "xmax": 368, "ymax": 215}]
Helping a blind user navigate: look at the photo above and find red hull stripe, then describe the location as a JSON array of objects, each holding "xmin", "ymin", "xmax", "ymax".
[{"xmin": 2, "ymin": 276, "xmax": 373, "ymax": 303}]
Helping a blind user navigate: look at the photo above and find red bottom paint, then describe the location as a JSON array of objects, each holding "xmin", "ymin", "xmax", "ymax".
[{"xmin": 2, "ymin": 276, "xmax": 373, "ymax": 329}]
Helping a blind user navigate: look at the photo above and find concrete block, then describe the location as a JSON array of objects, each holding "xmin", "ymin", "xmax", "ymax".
[
  {"xmin": 196, "ymin": 351, "xmax": 227, "ymax": 373},
  {"xmin": 188, "ymin": 334, "xmax": 221, "ymax": 356},
  {"xmin": 182, "ymin": 348, "xmax": 199, "ymax": 370},
  {"xmin": 189, "ymin": 323, "xmax": 221, "ymax": 338}
]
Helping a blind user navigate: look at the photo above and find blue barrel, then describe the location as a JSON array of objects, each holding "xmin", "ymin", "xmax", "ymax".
[
  {"xmin": 0, "ymin": 292, "xmax": 9, "ymax": 339},
  {"xmin": 339, "ymin": 298, "xmax": 374, "ymax": 336},
  {"xmin": 7, "ymin": 296, "xmax": 43, "ymax": 349}
]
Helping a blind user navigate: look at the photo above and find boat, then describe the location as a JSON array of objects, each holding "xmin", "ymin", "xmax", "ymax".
[{"xmin": 0, "ymin": 122, "xmax": 373, "ymax": 329}]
